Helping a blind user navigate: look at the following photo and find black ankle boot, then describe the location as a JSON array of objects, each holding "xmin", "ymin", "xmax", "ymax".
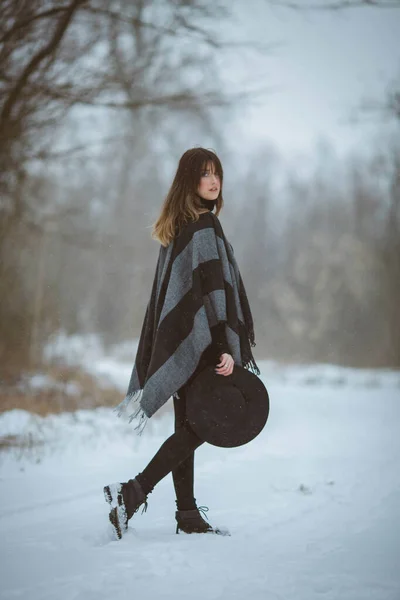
[
  {"xmin": 104, "ymin": 478, "xmax": 148, "ymax": 540},
  {"xmin": 175, "ymin": 505, "xmax": 215, "ymax": 534}
]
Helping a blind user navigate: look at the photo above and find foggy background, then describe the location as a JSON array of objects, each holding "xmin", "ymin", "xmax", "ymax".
[{"xmin": 1, "ymin": 0, "xmax": 400, "ymax": 415}]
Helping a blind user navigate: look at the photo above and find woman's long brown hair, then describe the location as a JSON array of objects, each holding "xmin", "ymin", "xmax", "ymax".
[{"xmin": 151, "ymin": 147, "xmax": 224, "ymax": 247}]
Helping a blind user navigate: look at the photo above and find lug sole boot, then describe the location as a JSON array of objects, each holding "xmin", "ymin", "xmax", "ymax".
[
  {"xmin": 175, "ymin": 506, "xmax": 230, "ymax": 536},
  {"xmin": 104, "ymin": 478, "xmax": 148, "ymax": 540}
]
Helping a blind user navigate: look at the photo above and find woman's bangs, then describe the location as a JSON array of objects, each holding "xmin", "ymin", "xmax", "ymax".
[{"xmin": 201, "ymin": 158, "xmax": 222, "ymax": 180}]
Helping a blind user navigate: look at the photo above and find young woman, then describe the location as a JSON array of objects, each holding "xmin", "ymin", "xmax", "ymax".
[{"xmin": 104, "ymin": 147, "xmax": 258, "ymax": 539}]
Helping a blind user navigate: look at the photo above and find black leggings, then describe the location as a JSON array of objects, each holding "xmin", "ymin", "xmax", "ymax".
[{"xmin": 135, "ymin": 384, "xmax": 206, "ymax": 510}]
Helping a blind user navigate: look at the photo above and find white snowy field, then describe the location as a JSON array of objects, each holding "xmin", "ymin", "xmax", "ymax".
[{"xmin": 1, "ymin": 336, "xmax": 400, "ymax": 600}]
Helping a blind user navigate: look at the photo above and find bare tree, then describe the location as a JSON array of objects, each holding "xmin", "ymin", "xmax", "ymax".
[{"xmin": 0, "ymin": 0, "xmax": 272, "ymax": 369}]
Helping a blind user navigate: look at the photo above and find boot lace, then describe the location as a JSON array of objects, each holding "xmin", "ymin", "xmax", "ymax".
[
  {"xmin": 197, "ymin": 505, "xmax": 210, "ymax": 522},
  {"xmin": 132, "ymin": 497, "xmax": 148, "ymax": 516},
  {"xmin": 141, "ymin": 499, "xmax": 148, "ymax": 515},
  {"xmin": 134, "ymin": 498, "xmax": 148, "ymax": 515}
]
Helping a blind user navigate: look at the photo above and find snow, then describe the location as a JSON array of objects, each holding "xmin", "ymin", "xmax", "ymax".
[
  {"xmin": 0, "ymin": 409, "xmax": 36, "ymax": 438},
  {"xmin": 15, "ymin": 373, "xmax": 82, "ymax": 396},
  {"xmin": 1, "ymin": 337, "xmax": 400, "ymax": 600},
  {"xmin": 43, "ymin": 329, "xmax": 400, "ymax": 393}
]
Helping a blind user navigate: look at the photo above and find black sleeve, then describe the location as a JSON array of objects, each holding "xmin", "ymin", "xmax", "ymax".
[{"xmin": 209, "ymin": 322, "xmax": 231, "ymax": 362}]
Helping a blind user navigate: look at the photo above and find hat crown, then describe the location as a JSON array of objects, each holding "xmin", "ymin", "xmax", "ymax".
[{"xmin": 185, "ymin": 365, "xmax": 269, "ymax": 448}]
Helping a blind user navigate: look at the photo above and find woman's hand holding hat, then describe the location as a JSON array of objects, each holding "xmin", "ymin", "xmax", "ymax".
[{"xmin": 215, "ymin": 353, "xmax": 234, "ymax": 376}]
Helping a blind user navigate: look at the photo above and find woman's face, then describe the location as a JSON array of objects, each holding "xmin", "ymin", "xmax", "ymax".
[{"xmin": 197, "ymin": 161, "xmax": 221, "ymax": 201}]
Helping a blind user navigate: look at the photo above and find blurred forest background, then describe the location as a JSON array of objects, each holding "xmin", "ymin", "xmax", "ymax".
[{"xmin": 1, "ymin": 0, "xmax": 399, "ymax": 416}]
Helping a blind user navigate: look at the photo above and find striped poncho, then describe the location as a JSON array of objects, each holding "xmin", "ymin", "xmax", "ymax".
[{"xmin": 115, "ymin": 210, "xmax": 260, "ymax": 432}]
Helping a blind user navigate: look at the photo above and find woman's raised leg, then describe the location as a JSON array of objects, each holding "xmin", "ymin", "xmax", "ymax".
[{"xmin": 134, "ymin": 389, "xmax": 204, "ymax": 496}]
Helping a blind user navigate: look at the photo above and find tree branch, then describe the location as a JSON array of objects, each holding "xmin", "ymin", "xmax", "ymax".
[
  {"xmin": 0, "ymin": 0, "xmax": 88, "ymax": 130},
  {"xmin": 30, "ymin": 134, "xmax": 137, "ymax": 162},
  {"xmin": 80, "ymin": 5, "xmax": 180, "ymax": 37},
  {"xmin": 33, "ymin": 83, "xmax": 276, "ymax": 111},
  {"xmin": 0, "ymin": 6, "xmax": 73, "ymax": 44}
]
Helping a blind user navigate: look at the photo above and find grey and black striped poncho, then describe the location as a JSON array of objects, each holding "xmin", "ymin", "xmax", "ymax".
[{"xmin": 114, "ymin": 210, "xmax": 260, "ymax": 433}]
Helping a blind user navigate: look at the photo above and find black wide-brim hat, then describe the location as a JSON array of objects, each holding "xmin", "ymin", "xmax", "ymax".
[{"xmin": 185, "ymin": 364, "xmax": 270, "ymax": 448}]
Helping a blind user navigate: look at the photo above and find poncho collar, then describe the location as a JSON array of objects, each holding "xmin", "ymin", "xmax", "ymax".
[{"xmin": 198, "ymin": 197, "xmax": 216, "ymax": 211}]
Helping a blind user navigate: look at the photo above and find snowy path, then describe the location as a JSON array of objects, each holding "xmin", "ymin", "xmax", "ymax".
[{"xmin": 1, "ymin": 376, "xmax": 400, "ymax": 600}]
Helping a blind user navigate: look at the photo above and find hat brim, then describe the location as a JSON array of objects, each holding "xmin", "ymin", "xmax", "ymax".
[{"xmin": 185, "ymin": 365, "xmax": 270, "ymax": 448}]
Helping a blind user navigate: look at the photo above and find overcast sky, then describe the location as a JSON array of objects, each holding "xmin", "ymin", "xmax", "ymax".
[{"xmin": 222, "ymin": 1, "xmax": 400, "ymax": 168}]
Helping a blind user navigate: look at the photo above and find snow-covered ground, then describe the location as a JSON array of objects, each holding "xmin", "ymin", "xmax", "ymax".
[{"xmin": 1, "ymin": 333, "xmax": 400, "ymax": 600}]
